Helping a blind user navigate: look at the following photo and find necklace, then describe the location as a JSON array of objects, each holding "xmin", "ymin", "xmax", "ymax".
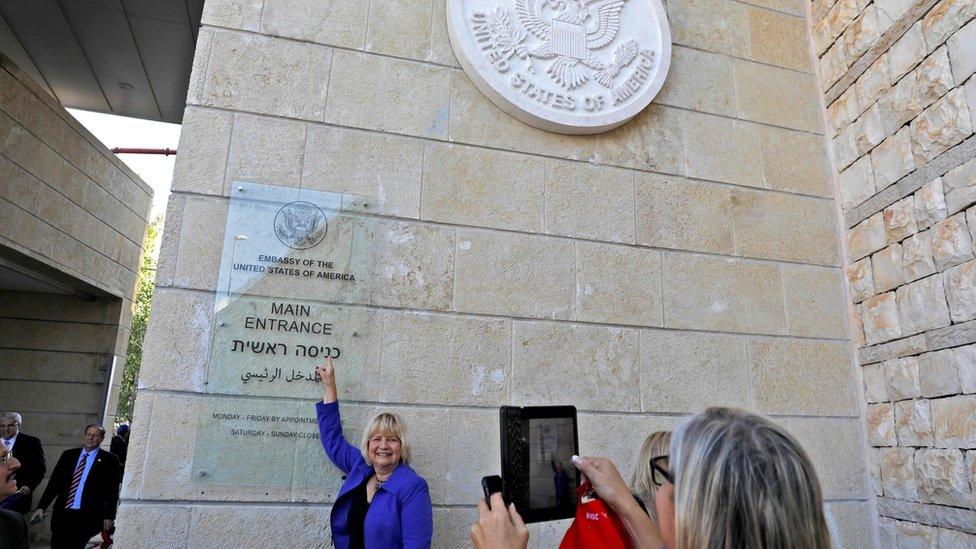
[{"xmin": 373, "ymin": 462, "xmax": 399, "ymax": 491}]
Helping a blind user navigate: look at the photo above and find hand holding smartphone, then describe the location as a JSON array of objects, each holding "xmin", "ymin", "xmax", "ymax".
[{"xmin": 481, "ymin": 475, "xmax": 504, "ymax": 508}]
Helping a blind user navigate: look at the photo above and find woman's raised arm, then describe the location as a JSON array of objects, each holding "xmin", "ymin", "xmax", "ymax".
[{"xmin": 315, "ymin": 357, "xmax": 361, "ymax": 473}]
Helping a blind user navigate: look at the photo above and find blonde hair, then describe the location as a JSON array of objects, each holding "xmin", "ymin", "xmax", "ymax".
[
  {"xmin": 630, "ymin": 431, "xmax": 671, "ymax": 523},
  {"xmin": 360, "ymin": 412, "xmax": 411, "ymax": 464},
  {"xmin": 670, "ymin": 408, "xmax": 829, "ymax": 549}
]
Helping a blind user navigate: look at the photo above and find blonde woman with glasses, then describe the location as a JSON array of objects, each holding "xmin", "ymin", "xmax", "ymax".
[
  {"xmin": 629, "ymin": 430, "xmax": 671, "ymax": 526},
  {"xmin": 472, "ymin": 407, "xmax": 830, "ymax": 549}
]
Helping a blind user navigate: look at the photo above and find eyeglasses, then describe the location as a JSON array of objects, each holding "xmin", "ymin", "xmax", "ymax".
[{"xmin": 650, "ymin": 455, "xmax": 673, "ymax": 486}]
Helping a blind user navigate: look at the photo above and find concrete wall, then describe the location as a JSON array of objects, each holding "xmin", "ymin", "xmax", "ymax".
[
  {"xmin": 0, "ymin": 54, "xmax": 152, "ymax": 539},
  {"xmin": 120, "ymin": 0, "xmax": 872, "ymax": 546},
  {"xmin": 811, "ymin": 0, "xmax": 976, "ymax": 541}
]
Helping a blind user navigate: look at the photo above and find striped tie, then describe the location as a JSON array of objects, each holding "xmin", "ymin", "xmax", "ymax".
[{"xmin": 64, "ymin": 452, "xmax": 88, "ymax": 508}]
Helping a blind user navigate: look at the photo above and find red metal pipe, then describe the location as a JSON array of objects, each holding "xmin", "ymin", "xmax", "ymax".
[{"xmin": 111, "ymin": 147, "xmax": 177, "ymax": 156}]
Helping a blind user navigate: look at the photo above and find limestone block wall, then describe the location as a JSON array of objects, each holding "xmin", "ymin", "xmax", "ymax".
[
  {"xmin": 812, "ymin": 0, "xmax": 976, "ymax": 541},
  {"xmin": 120, "ymin": 0, "xmax": 871, "ymax": 546},
  {"xmin": 0, "ymin": 55, "xmax": 152, "ymax": 300}
]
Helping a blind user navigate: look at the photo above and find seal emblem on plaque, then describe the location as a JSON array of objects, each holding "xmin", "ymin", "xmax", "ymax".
[
  {"xmin": 274, "ymin": 201, "xmax": 328, "ymax": 250},
  {"xmin": 447, "ymin": 0, "xmax": 671, "ymax": 134}
]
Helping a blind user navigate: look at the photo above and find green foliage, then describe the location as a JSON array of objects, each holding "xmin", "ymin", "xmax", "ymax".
[{"xmin": 117, "ymin": 216, "xmax": 162, "ymax": 422}]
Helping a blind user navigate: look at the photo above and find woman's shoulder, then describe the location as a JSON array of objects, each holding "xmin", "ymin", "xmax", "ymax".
[{"xmin": 397, "ymin": 463, "xmax": 430, "ymax": 490}]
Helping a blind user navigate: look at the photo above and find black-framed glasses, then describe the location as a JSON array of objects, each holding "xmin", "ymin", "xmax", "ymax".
[{"xmin": 650, "ymin": 455, "xmax": 673, "ymax": 486}]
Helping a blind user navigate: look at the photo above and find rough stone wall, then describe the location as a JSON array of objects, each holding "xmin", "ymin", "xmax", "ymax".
[
  {"xmin": 812, "ymin": 0, "xmax": 976, "ymax": 541},
  {"xmin": 120, "ymin": 0, "xmax": 871, "ymax": 546}
]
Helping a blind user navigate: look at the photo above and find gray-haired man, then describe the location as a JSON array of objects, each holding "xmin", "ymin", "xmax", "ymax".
[{"xmin": 0, "ymin": 412, "xmax": 46, "ymax": 515}]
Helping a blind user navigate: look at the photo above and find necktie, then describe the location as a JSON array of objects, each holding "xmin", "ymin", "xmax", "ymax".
[{"xmin": 65, "ymin": 452, "xmax": 88, "ymax": 508}]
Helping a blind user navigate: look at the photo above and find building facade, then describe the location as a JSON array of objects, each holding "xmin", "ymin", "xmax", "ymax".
[{"xmin": 118, "ymin": 0, "xmax": 885, "ymax": 546}]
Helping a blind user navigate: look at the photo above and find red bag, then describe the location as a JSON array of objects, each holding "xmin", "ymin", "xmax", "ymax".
[{"xmin": 559, "ymin": 480, "xmax": 633, "ymax": 549}]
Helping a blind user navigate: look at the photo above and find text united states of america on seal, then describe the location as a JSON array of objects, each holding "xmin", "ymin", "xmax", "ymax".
[{"xmin": 447, "ymin": 0, "xmax": 671, "ymax": 134}]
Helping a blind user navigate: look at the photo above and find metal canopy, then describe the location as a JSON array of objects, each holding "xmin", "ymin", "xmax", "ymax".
[{"xmin": 0, "ymin": 0, "xmax": 203, "ymax": 124}]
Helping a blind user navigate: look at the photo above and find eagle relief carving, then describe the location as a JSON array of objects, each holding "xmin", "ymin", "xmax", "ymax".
[
  {"xmin": 449, "ymin": 0, "xmax": 671, "ymax": 134},
  {"xmin": 274, "ymin": 201, "xmax": 328, "ymax": 250},
  {"xmin": 516, "ymin": 0, "xmax": 632, "ymax": 90}
]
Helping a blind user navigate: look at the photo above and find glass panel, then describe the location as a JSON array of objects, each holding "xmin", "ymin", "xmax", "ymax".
[{"xmin": 193, "ymin": 182, "xmax": 378, "ymax": 491}]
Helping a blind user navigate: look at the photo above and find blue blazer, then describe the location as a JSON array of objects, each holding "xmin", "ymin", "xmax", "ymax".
[{"xmin": 317, "ymin": 401, "xmax": 433, "ymax": 549}]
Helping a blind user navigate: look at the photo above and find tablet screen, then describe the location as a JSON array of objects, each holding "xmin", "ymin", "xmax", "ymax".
[
  {"xmin": 527, "ymin": 417, "xmax": 578, "ymax": 509},
  {"xmin": 500, "ymin": 405, "xmax": 579, "ymax": 522}
]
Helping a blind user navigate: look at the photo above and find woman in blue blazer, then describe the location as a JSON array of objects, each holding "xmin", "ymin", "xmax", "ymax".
[{"xmin": 315, "ymin": 357, "xmax": 433, "ymax": 549}]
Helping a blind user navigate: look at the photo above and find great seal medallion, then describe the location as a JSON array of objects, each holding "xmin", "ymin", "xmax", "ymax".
[
  {"xmin": 274, "ymin": 201, "xmax": 328, "ymax": 250},
  {"xmin": 447, "ymin": 0, "xmax": 671, "ymax": 134}
]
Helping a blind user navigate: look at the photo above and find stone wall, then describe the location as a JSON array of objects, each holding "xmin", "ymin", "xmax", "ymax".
[
  {"xmin": 0, "ymin": 50, "xmax": 153, "ymax": 437},
  {"xmin": 813, "ymin": 0, "xmax": 976, "ymax": 541},
  {"xmin": 0, "ymin": 55, "xmax": 152, "ymax": 301},
  {"xmin": 119, "ymin": 0, "xmax": 871, "ymax": 546}
]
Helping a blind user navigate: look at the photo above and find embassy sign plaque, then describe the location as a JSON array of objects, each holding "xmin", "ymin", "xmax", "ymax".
[
  {"xmin": 191, "ymin": 182, "xmax": 381, "ymax": 491},
  {"xmin": 447, "ymin": 0, "xmax": 671, "ymax": 134},
  {"xmin": 210, "ymin": 182, "xmax": 378, "ymax": 398}
]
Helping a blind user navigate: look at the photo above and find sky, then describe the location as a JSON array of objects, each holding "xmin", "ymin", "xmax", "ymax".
[{"xmin": 68, "ymin": 108, "xmax": 181, "ymax": 220}]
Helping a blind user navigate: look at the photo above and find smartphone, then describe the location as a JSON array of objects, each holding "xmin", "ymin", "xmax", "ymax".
[{"xmin": 481, "ymin": 475, "xmax": 504, "ymax": 508}]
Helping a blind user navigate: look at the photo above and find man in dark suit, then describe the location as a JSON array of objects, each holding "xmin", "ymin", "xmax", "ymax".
[
  {"xmin": 33, "ymin": 425, "xmax": 120, "ymax": 549},
  {"xmin": 0, "ymin": 411, "xmax": 46, "ymax": 515},
  {"xmin": 109, "ymin": 424, "xmax": 129, "ymax": 469}
]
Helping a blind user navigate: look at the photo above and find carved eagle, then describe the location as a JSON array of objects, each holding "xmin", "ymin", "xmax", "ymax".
[
  {"xmin": 283, "ymin": 203, "xmax": 320, "ymax": 236},
  {"xmin": 514, "ymin": 0, "xmax": 628, "ymax": 89}
]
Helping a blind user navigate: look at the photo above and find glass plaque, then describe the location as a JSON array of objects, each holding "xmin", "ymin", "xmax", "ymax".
[{"xmin": 193, "ymin": 182, "xmax": 380, "ymax": 492}]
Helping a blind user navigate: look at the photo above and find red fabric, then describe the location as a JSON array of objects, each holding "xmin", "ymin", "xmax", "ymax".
[
  {"xmin": 559, "ymin": 481, "xmax": 633, "ymax": 549},
  {"xmin": 99, "ymin": 529, "xmax": 112, "ymax": 548}
]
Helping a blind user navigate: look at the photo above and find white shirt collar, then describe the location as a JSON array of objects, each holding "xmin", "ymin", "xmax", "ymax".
[{"xmin": 2, "ymin": 434, "xmax": 16, "ymax": 449}]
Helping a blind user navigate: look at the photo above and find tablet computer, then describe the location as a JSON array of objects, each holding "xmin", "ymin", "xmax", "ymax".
[{"xmin": 499, "ymin": 405, "xmax": 579, "ymax": 523}]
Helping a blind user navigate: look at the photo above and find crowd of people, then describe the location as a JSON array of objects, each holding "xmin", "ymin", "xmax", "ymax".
[
  {"xmin": 0, "ymin": 412, "xmax": 129, "ymax": 549},
  {"xmin": 470, "ymin": 412, "xmax": 830, "ymax": 549},
  {"xmin": 314, "ymin": 356, "xmax": 832, "ymax": 549},
  {"xmin": 2, "ymin": 354, "xmax": 831, "ymax": 549}
]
